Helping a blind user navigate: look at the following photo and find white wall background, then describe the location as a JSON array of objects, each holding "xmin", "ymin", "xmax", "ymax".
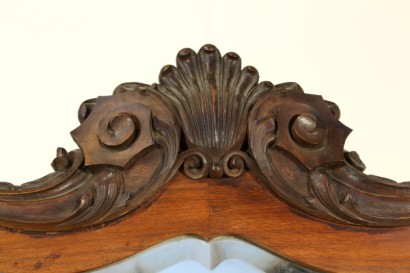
[{"xmin": 0, "ymin": 0, "xmax": 409, "ymax": 184}]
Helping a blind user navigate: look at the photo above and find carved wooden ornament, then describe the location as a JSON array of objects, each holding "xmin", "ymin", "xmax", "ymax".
[{"xmin": 0, "ymin": 44, "xmax": 409, "ymax": 233}]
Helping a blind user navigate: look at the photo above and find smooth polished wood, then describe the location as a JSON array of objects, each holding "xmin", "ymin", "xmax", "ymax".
[
  {"xmin": 0, "ymin": 173, "xmax": 209, "ymax": 273},
  {"xmin": 1, "ymin": 172, "xmax": 408, "ymax": 273},
  {"xmin": 209, "ymin": 173, "xmax": 410, "ymax": 272}
]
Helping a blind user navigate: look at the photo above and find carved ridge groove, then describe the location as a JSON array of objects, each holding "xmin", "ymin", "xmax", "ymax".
[{"xmin": 0, "ymin": 44, "xmax": 409, "ymax": 232}]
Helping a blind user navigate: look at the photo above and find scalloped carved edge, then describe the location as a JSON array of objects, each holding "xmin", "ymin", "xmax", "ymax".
[{"xmin": 0, "ymin": 44, "xmax": 409, "ymax": 232}]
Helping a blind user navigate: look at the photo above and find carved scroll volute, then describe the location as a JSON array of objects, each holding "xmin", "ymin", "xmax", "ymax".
[
  {"xmin": 71, "ymin": 93, "xmax": 155, "ymax": 168},
  {"xmin": 154, "ymin": 44, "xmax": 274, "ymax": 178},
  {"xmin": 0, "ymin": 85, "xmax": 180, "ymax": 232},
  {"xmin": 68, "ymin": 86, "xmax": 181, "ymax": 226},
  {"xmin": 248, "ymin": 83, "xmax": 410, "ymax": 227},
  {"xmin": 258, "ymin": 83, "xmax": 351, "ymax": 170}
]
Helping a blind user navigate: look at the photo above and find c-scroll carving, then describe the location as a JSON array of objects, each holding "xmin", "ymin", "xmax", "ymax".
[
  {"xmin": 248, "ymin": 82, "xmax": 410, "ymax": 227},
  {"xmin": 0, "ymin": 86, "xmax": 180, "ymax": 232}
]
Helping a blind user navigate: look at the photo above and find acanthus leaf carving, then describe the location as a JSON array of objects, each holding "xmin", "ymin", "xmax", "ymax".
[
  {"xmin": 248, "ymin": 82, "xmax": 410, "ymax": 227},
  {"xmin": 0, "ymin": 44, "xmax": 409, "ymax": 232},
  {"xmin": 0, "ymin": 83, "xmax": 180, "ymax": 232}
]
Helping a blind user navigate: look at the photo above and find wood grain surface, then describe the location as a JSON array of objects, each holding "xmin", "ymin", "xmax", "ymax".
[{"xmin": 0, "ymin": 172, "xmax": 408, "ymax": 273}]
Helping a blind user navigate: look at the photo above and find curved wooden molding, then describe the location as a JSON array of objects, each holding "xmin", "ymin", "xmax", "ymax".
[
  {"xmin": 0, "ymin": 44, "xmax": 409, "ymax": 232},
  {"xmin": 91, "ymin": 236, "xmax": 313, "ymax": 273}
]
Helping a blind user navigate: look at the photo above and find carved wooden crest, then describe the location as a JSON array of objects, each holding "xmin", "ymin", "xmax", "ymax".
[{"xmin": 0, "ymin": 44, "xmax": 409, "ymax": 232}]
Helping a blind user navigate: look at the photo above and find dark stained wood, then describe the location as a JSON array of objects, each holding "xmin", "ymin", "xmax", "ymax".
[
  {"xmin": 0, "ymin": 44, "xmax": 409, "ymax": 272},
  {"xmin": 0, "ymin": 89, "xmax": 181, "ymax": 232},
  {"xmin": 248, "ymin": 83, "xmax": 410, "ymax": 226},
  {"xmin": 0, "ymin": 44, "xmax": 408, "ymax": 231},
  {"xmin": 0, "ymin": 172, "xmax": 408, "ymax": 272}
]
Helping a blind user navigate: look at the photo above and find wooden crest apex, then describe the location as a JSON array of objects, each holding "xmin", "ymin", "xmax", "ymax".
[{"xmin": 0, "ymin": 44, "xmax": 409, "ymax": 232}]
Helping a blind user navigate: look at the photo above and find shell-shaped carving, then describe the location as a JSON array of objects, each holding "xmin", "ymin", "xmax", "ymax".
[{"xmin": 155, "ymin": 44, "xmax": 274, "ymax": 155}]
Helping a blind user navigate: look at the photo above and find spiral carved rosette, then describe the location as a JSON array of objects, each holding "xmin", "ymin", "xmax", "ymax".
[
  {"xmin": 0, "ymin": 44, "xmax": 409, "ymax": 232},
  {"xmin": 179, "ymin": 149, "xmax": 250, "ymax": 179}
]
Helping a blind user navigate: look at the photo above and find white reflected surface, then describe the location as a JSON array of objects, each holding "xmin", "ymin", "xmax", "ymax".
[
  {"xmin": 90, "ymin": 236, "xmax": 313, "ymax": 273},
  {"xmin": 159, "ymin": 260, "xmax": 265, "ymax": 273}
]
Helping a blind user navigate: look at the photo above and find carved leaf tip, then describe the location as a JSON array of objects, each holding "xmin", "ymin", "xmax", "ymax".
[
  {"xmin": 344, "ymin": 151, "xmax": 366, "ymax": 172},
  {"xmin": 51, "ymin": 147, "xmax": 72, "ymax": 171}
]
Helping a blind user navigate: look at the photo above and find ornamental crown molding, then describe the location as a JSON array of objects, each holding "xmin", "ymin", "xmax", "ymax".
[{"xmin": 0, "ymin": 44, "xmax": 409, "ymax": 232}]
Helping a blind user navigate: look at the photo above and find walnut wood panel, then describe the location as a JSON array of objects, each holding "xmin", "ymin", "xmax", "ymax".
[
  {"xmin": 0, "ymin": 174, "xmax": 209, "ymax": 273},
  {"xmin": 209, "ymin": 173, "xmax": 410, "ymax": 273},
  {"xmin": 0, "ymin": 172, "xmax": 408, "ymax": 272}
]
